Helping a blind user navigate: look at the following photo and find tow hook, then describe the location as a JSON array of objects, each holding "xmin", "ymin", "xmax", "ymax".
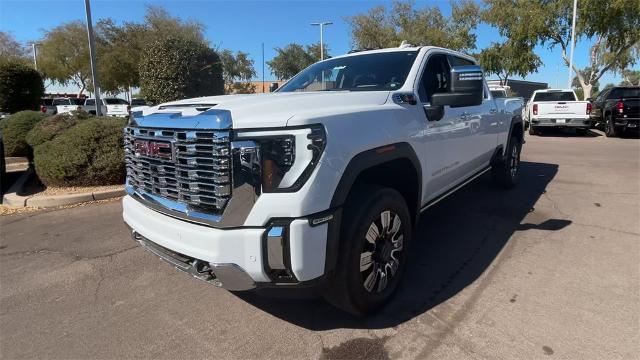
[{"xmin": 188, "ymin": 259, "xmax": 215, "ymax": 283}]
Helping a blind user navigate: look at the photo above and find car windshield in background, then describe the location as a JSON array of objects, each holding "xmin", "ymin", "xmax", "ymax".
[
  {"xmin": 491, "ymin": 90, "xmax": 506, "ymax": 98},
  {"xmin": 533, "ymin": 91, "xmax": 576, "ymax": 102},
  {"xmin": 610, "ymin": 88, "xmax": 639, "ymax": 99},
  {"xmin": 71, "ymin": 98, "xmax": 84, "ymax": 105},
  {"xmin": 52, "ymin": 99, "xmax": 72, "ymax": 106},
  {"xmin": 278, "ymin": 51, "xmax": 419, "ymax": 93},
  {"xmin": 131, "ymin": 99, "xmax": 146, "ymax": 106},
  {"xmin": 105, "ymin": 98, "xmax": 129, "ymax": 105}
]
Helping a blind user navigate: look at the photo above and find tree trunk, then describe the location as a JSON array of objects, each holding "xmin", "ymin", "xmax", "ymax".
[{"xmin": 582, "ymin": 84, "xmax": 593, "ymax": 100}]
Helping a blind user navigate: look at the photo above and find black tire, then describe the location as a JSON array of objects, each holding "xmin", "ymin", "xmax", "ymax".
[
  {"xmin": 324, "ymin": 185, "xmax": 412, "ymax": 316},
  {"xmin": 575, "ymin": 128, "xmax": 588, "ymax": 136},
  {"xmin": 492, "ymin": 135, "xmax": 522, "ymax": 189},
  {"xmin": 605, "ymin": 114, "xmax": 618, "ymax": 138},
  {"xmin": 528, "ymin": 126, "xmax": 538, "ymax": 136}
]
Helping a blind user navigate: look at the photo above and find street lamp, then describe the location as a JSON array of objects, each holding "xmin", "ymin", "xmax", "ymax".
[
  {"xmin": 567, "ymin": 0, "xmax": 578, "ymax": 88},
  {"xmin": 310, "ymin": 21, "xmax": 332, "ymax": 61},
  {"xmin": 84, "ymin": 0, "xmax": 102, "ymax": 116},
  {"xmin": 30, "ymin": 43, "xmax": 39, "ymax": 70}
]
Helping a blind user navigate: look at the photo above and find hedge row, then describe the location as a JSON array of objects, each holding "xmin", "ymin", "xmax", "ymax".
[{"xmin": 0, "ymin": 110, "xmax": 126, "ymax": 187}]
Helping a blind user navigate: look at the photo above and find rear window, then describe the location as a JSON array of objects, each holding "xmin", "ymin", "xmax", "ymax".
[
  {"xmin": 41, "ymin": 98, "xmax": 53, "ymax": 106},
  {"xmin": 52, "ymin": 99, "xmax": 71, "ymax": 106},
  {"xmin": 131, "ymin": 99, "xmax": 146, "ymax": 106},
  {"xmin": 609, "ymin": 88, "xmax": 639, "ymax": 99},
  {"xmin": 533, "ymin": 91, "xmax": 576, "ymax": 102},
  {"xmin": 85, "ymin": 99, "xmax": 95, "ymax": 106},
  {"xmin": 105, "ymin": 98, "xmax": 129, "ymax": 105},
  {"xmin": 71, "ymin": 98, "xmax": 84, "ymax": 105},
  {"xmin": 491, "ymin": 90, "xmax": 507, "ymax": 98}
]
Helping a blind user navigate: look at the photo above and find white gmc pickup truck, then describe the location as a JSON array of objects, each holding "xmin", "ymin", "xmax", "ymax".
[
  {"xmin": 123, "ymin": 46, "xmax": 524, "ymax": 315},
  {"xmin": 524, "ymin": 89, "xmax": 592, "ymax": 135}
]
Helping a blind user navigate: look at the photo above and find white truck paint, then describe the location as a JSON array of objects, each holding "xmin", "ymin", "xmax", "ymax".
[
  {"xmin": 52, "ymin": 98, "xmax": 83, "ymax": 114},
  {"xmin": 524, "ymin": 89, "xmax": 591, "ymax": 134},
  {"xmin": 123, "ymin": 46, "xmax": 524, "ymax": 314},
  {"xmin": 83, "ymin": 98, "xmax": 130, "ymax": 117}
]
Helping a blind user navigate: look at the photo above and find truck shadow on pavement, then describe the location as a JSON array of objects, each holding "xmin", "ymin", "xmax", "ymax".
[{"xmin": 235, "ymin": 161, "xmax": 567, "ymax": 330}]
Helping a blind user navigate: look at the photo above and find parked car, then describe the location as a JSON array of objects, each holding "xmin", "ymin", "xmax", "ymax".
[
  {"xmin": 122, "ymin": 45, "xmax": 524, "ymax": 316},
  {"xmin": 0, "ymin": 134, "xmax": 5, "ymax": 197},
  {"xmin": 589, "ymin": 86, "xmax": 639, "ymax": 137},
  {"xmin": 40, "ymin": 98, "xmax": 57, "ymax": 115},
  {"xmin": 130, "ymin": 98, "xmax": 150, "ymax": 113},
  {"xmin": 83, "ymin": 98, "xmax": 130, "ymax": 117},
  {"xmin": 524, "ymin": 89, "xmax": 592, "ymax": 136},
  {"xmin": 53, "ymin": 98, "xmax": 83, "ymax": 114}
]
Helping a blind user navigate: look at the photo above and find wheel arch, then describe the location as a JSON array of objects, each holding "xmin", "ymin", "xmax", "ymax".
[{"xmin": 330, "ymin": 142, "xmax": 422, "ymax": 226}]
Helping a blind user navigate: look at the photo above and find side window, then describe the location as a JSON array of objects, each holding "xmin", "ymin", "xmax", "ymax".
[
  {"xmin": 449, "ymin": 56, "xmax": 474, "ymax": 67},
  {"xmin": 418, "ymin": 54, "xmax": 451, "ymax": 103}
]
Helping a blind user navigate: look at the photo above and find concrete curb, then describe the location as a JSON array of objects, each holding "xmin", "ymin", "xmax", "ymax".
[
  {"xmin": 1, "ymin": 168, "xmax": 34, "ymax": 207},
  {"xmin": 2, "ymin": 168, "xmax": 124, "ymax": 208},
  {"xmin": 25, "ymin": 188, "xmax": 126, "ymax": 208}
]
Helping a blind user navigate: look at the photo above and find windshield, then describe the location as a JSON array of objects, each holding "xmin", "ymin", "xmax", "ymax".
[
  {"xmin": 533, "ymin": 91, "xmax": 576, "ymax": 102},
  {"xmin": 52, "ymin": 99, "xmax": 72, "ymax": 106},
  {"xmin": 278, "ymin": 51, "xmax": 419, "ymax": 93},
  {"xmin": 491, "ymin": 90, "xmax": 507, "ymax": 98},
  {"xmin": 609, "ymin": 88, "xmax": 639, "ymax": 99},
  {"xmin": 105, "ymin": 98, "xmax": 129, "ymax": 105}
]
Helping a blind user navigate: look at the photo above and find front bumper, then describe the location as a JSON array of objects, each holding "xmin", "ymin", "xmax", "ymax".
[{"xmin": 122, "ymin": 195, "xmax": 331, "ymax": 290}]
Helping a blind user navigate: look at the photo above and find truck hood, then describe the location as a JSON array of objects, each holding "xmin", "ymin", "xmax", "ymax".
[{"xmin": 141, "ymin": 91, "xmax": 391, "ymax": 128}]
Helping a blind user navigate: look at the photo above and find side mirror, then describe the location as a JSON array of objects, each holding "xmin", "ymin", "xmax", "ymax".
[
  {"xmin": 431, "ymin": 65, "xmax": 484, "ymax": 108},
  {"xmin": 269, "ymin": 82, "xmax": 279, "ymax": 92}
]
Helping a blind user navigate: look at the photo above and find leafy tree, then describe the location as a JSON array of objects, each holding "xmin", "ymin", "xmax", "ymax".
[
  {"xmin": 38, "ymin": 21, "xmax": 91, "ymax": 95},
  {"xmin": 477, "ymin": 41, "xmax": 541, "ymax": 84},
  {"xmin": 0, "ymin": 61, "xmax": 44, "ymax": 113},
  {"xmin": 139, "ymin": 37, "xmax": 224, "ymax": 104},
  {"xmin": 347, "ymin": 0, "xmax": 480, "ymax": 51},
  {"xmin": 0, "ymin": 31, "xmax": 29, "ymax": 64},
  {"xmin": 220, "ymin": 49, "xmax": 257, "ymax": 94},
  {"xmin": 267, "ymin": 43, "xmax": 327, "ymax": 80},
  {"xmin": 96, "ymin": 7, "xmax": 207, "ymax": 95},
  {"xmin": 620, "ymin": 69, "xmax": 639, "ymax": 86},
  {"xmin": 483, "ymin": 0, "xmax": 640, "ymax": 100}
]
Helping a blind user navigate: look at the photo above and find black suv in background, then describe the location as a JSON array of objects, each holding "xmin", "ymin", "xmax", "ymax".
[{"xmin": 590, "ymin": 86, "xmax": 640, "ymax": 137}]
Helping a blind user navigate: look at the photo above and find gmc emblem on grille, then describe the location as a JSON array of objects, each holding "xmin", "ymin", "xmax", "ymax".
[{"xmin": 134, "ymin": 139, "xmax": 173, "ymax": 159}]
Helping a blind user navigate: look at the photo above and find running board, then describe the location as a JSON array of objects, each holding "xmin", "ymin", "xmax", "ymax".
[{"xmin": 420, "ymin": 167, "xmax": 491, "ymax": 212}]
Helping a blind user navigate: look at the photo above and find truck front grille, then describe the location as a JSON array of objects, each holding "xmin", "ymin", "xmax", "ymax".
[{"xmin": 124, "ymin": 127, "xmax": 231, "ymax": 214}]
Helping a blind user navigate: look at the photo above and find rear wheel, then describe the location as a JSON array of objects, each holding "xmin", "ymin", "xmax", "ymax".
[
  {"xmin": 492, "ymin": 135, "xmax": 522, "ymax": 189},
  {"xmin": 324, "ymin": 185, "xmax": 411, "ymax": 316},
  {"xmin": 605, "ymin": 114, "xmax": 618, "ymax": 138},
  {"xmin": 528, "ymin": 126, "xmax": 538, "ymax": 135}
]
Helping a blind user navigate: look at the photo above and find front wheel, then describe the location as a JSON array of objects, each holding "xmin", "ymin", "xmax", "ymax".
[
  {"xmin": 324, "ymin": 185, "xmax": 412, "ymax": 316},
  {"xmin": 492, "ymin": 135, "xmax": 522, "ymax": 189}
]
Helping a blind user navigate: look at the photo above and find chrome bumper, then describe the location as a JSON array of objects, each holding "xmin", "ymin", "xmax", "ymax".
[{"xmin": 128, "ymin": 227, "xmax": 256, "ymax": 291}]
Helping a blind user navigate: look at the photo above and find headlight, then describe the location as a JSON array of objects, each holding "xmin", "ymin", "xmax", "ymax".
[{"xmin": 234, "ymin": 125, "xmax": 326, "ymax": 192}]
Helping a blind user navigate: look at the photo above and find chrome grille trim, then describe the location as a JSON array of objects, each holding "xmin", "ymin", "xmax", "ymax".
[{"xmin": 125, "ymin": 127, "xmax": 232, "ymax": 214}]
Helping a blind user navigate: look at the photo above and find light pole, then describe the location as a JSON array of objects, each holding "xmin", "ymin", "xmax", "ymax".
[
  {"xmin": 84, "ymin": 0, "xmax": 102, "ymax": 116},
  {"xmin": 31, "ymin": 43, "xmax": 39, "ymax": 70},
  {"xmin": 567, "ymin": 0, "xmax": 578, "ymax": 88},
  {"xmin": 310, "ymin": 21, "xmax": 332, "ymax": 61}
]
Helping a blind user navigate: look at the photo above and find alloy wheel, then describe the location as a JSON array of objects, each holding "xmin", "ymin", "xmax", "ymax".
[{"xmin": 360, "ymin": 210, "xmax": 404, "ymax": 293}]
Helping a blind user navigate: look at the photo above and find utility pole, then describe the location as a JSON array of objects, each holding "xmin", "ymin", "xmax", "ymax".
[
  {"xmin": 567, "ymin": 0, "xmax": 578, "ymax": 88},
  {"xmin": 310, "ymin": 21, "xmax": 332, "ymax": 61},
  {"xmin": 31, "ymin": 43, "xmax": 38, "ymax": 70},
  {"xmin": 262, "ymin": 42, "xmax": 265, "ymax": 93},
  {"xmin": 84, "ymin": 0, "xmax": 102, "ymax": 116}
]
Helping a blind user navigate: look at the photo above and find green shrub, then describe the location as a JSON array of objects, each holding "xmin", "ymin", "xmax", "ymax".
[
  {"xmin": 0, "ymin": 110, "xmax": 46, "ymax": 157},
  {"xmin": 26, "ymin": 110, "xmax": 90, "ymax": 147},
  {"xmin": 0, "ymin": 61, "xmax": 45, "ymax": 113},
  {"xmin": 139, "ymin": 37, "xmax": 224, "ymax": 104},
  {"xmin": 33, "ymin": 117, "xmax": 126, "ymax": 186}
]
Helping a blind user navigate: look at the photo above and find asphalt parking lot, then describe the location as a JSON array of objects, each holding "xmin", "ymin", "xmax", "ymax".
[{"xmin": 1, "ymin": 129, "xmax": 638, "ymax": 360}]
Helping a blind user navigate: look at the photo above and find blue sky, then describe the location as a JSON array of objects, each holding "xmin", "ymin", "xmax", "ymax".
[{"xmin": 0, "ymin": 0, "xmax": 628, "ymax": 93}]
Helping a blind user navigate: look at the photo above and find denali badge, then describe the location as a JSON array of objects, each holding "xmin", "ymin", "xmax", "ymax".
[{"xmin": 134, "ymin": 139, "xmax": 173, "ymax": 159}]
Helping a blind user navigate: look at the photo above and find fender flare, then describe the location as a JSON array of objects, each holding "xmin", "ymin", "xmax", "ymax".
[{"xmin": 329, "ymin": 142, "xmax": 422, "ymax": 214}]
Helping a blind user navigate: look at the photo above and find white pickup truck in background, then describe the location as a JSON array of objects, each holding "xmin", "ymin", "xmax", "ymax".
[
  {"xmin": 83, "ymin": 98, "xmax": 130, "ymax": 117},
  {"xmin": 52, "ymin": 98, "xmax": 84, "ymax": 114},
  {"xmin": 524, "ymin": 89, "xmax": 592, "ymax": 136}
]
